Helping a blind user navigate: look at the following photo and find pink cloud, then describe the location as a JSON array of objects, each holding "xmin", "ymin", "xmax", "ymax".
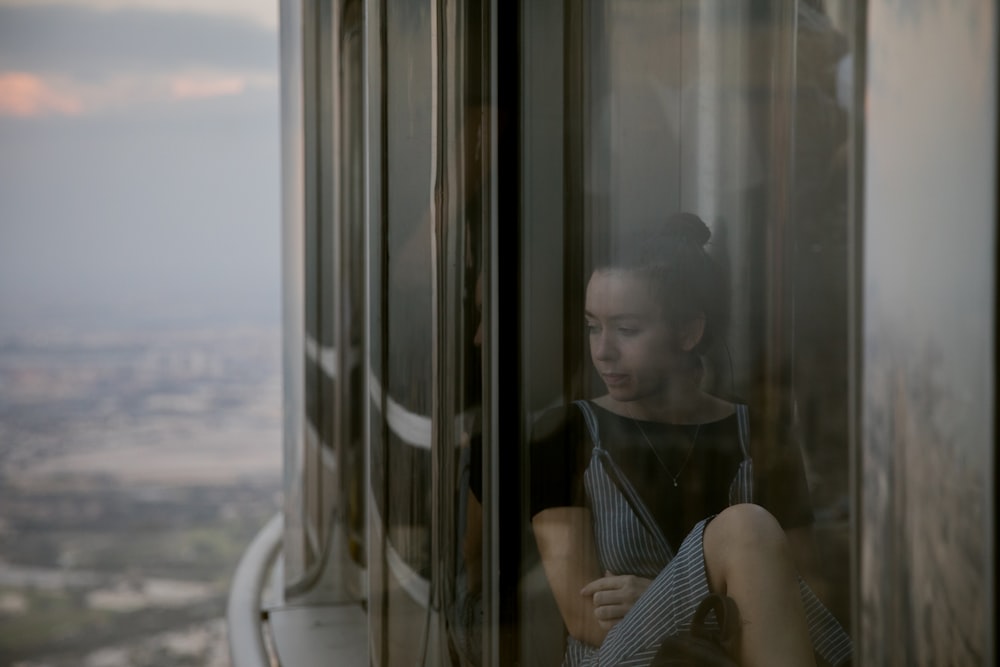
[
  {"xmin": 0, "ymin": 70, "xmax": 274, "ymax": 117},
  {"xmin": 0, "ymin": 72, "xmax": 84, "ymax": 117},
  {"xmin": 169, "ymin": 75, "xmax": 247, "ymax": 100}
]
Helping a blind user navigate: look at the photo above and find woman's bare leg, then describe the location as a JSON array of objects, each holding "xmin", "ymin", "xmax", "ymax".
[{"xmin": 702, "ymin": 503, "xmax": 816, "ymax": 667}]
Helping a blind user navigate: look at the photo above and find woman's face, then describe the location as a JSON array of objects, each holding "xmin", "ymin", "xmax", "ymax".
[{"xmin": 585, "ymin": 269, "xmax": 685, "ymax": 403}]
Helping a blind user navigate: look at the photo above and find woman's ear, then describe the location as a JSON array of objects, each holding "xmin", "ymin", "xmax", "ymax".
[{"xmin": 677, "ymin": 314, "xmax": 706, "ymax": 352}]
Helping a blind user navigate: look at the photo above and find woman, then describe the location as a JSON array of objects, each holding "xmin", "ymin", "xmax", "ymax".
[{"xmin": 530, "ymin": 213, "xmax": 852, "ymax": 666}]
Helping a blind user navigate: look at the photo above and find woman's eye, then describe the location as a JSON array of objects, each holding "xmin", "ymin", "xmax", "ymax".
[
  {"xmin": 618, "ymin": 327, "xmax": 638, "ymax": 337},
  {"xmin": 585, "ymin": 322, "xmax": 599, "ymax": 334}
]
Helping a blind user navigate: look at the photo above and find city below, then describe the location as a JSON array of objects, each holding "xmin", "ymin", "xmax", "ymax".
[{"xmin": 0, "ymin": 326, "xmax": 283, "ymax": 667}]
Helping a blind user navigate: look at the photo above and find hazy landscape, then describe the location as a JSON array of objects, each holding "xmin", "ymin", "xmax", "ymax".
[
  {"xmin": 1, "ymin": 2, "xmax": 283, "ymax": 664},
  {"xmin": 0, "ymin": 326, "xmax": 283, "ymax": 667}
]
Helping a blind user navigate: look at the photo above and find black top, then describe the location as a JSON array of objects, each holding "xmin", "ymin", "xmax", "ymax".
[{"xmin": 529, "ymin": 401, "xmax": 814, "ymax": 550}]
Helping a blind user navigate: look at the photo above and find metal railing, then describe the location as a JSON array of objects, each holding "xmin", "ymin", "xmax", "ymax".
[{"xmin": 227, "ymin": 512, "xmax": 283, "ymax": 667}]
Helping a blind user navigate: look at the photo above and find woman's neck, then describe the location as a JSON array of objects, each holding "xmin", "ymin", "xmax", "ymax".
[{"xmin": 596, "ymin": 367, "xmax": 733, "ymax": 424}]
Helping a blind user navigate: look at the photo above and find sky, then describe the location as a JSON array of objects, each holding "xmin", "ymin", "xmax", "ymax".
[{"xmin": 0, "ymin": 0, "xmax": 281, "ymax": 334}]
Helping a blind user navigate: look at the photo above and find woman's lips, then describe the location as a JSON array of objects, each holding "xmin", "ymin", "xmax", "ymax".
[{"xmin": 601, "ymin": 373, "xmax": 628, "ymax": 387}]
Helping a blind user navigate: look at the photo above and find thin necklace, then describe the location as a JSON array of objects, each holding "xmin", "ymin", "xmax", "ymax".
[{"xmin": 624, "ymin": 403, "xmax": 701, "ymax": 488}]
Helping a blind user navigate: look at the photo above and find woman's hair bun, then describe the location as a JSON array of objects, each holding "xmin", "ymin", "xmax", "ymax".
[{"xmin": 664, "ymin": 212, "xmax": 711, "ymax": 247}]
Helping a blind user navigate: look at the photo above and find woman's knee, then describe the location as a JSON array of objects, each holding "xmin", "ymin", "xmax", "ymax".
[{"xmin": 703, "ymin": 504, "xmax": 790, "ymax": 589}]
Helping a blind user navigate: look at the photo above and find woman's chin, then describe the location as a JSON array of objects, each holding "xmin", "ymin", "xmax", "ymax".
[{"xmin": 605, "ymin": 386, "xmax": 634, "ymax": 402}]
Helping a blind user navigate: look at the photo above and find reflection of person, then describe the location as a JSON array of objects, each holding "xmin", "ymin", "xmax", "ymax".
[
  {"xmin": 450, "ymin": 278, "xmax": 485, "ymax": 666},
  {"xmin": 452, "ymin": 423, "xmax": 484, "ymax": 667},
  {"xmin": 530, "ymin": 213, "xmax": 852, "ymax": 666}
]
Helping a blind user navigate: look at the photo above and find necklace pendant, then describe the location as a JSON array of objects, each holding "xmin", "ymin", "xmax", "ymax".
[{"xmin": 625, "ymin": 404, "xmax": 700, "ymax": 491}]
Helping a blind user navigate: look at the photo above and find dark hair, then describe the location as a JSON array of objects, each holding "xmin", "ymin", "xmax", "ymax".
[{"xmin": 593, "ymin": 212, "xmax": 729, "ymax": 356}]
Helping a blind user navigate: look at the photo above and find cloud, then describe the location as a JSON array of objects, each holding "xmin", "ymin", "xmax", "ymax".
[
  {"xmin": 0, "ymin": 68, "xmax": 276, "ymax": 117},
  {"xmin": 0, "ymin": 4, "xmax": 278, "ymax": 116},
  {"xmin": 0, "ymin": 72, "xmax": 83, "ymax": 117},
  {"xmin": 0, "ymin": 4, "xmax": 277, "ymax": 77},
  {"xmin": 170, "ymin": 75, "xmax": 246, "ymax": 101},
  {"xmin": 0, "ymin": 2, "xmax": 282, "ymax": 333},
  {"xmin": 0, "ymin": 0, "xmax": 278, "ymax": 30}
]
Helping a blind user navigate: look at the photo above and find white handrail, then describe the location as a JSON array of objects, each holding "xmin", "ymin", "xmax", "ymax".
[{"xmin": 227, "ymin": 513, "xmax": 283, "ymax": 667}]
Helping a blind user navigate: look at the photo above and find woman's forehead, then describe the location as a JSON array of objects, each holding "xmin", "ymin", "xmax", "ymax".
[{"xmin": 585, "ymin": 270, "xmax": 662, "ymax": 316}]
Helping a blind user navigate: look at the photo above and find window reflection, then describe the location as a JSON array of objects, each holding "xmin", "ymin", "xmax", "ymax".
[
  {"xmin": 445, "ymin": 5, "xmax": 489, "ymax": 662},
  {"xmin": 520, "ymin": 1, "xmax": 854, "ymax": 665},
  {"xmin": 369, "ymin": 2, "xmax": 435, "ymax": 663},
  {"xmin": 530, "ymin": 214, "xmax": 851, "ymax": 665}
]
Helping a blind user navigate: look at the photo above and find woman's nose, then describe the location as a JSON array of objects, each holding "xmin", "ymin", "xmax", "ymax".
[{"xmin": 593, "ymin": 332, "xmax": 617, "ymax": 360}]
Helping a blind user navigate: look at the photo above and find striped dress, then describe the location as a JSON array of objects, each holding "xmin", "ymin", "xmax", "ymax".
[{"xmin": 564, "ymin": 400, "xmax": 853, "ymax": 667}]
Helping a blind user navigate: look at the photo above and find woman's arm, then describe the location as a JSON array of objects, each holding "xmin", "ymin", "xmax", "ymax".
[
  {"xmin": 532, "ymin": 506, "xmax": 653, "ymax": 646},
  {"xmin": 532, "ymin": 507, "xmax": 608, "ymax": 647}
]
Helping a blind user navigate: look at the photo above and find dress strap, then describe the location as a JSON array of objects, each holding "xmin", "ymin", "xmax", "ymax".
[
  {"xmin": 730, "ymin": 404, "xmax": 755, "ymax": 504},
  {"xmin": 575, "ymin": 400, "xmax": 674, "ymax": 561},
  {"xmin": 735, "ymin": 403, "xmax": 751, "ymax": 458}
]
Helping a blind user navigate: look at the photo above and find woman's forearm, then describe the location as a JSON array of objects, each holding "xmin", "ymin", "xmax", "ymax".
[{"xmin": 532, "ymin": 507, "xmax": 609, "ymax": 647}]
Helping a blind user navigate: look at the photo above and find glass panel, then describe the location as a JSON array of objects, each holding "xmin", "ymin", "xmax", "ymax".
[
  {"xmin": 384, "ymin": 0, "xmax": 433, "ymax": 575},
  {"xmin": 440, "ymin": 3, "xmax": 489, "ymax": 665},
  {"xmin": 364, "ymin": 0, "xmax": 387, "ymax": 659},
  {"xmin": 519, "ymin": 2, "xmax": 854, "ymax": 665},
  {"xmin": 340, "ymin": 0, "xmax": 367, "ymax": 575},
  {"xmin": 303, "ymin": 0, "xmax": 329, "ymax": 526},
  {"xmin": 287, "ymin": 0, "xmax": 366, "ymax": 604},
  {"xmin": 279, "ymin": 0, "xmax": 308, "ymax": 595},
  {"xmin": 517, "ymin": 2, "xmax": 569, "ymax": 663},
  {"xmin": 284, "ymin": 0, "xmax": 330, "ymax": 597},
  {"xmin": 369, "ymin": 0, "xmax": 435, "ymax": 662}
]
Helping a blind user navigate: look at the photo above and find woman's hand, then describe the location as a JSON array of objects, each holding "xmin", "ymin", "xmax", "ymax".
[{"xmin": 580, "ymin": 571, "xmax": 652, "ymax": 630}]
